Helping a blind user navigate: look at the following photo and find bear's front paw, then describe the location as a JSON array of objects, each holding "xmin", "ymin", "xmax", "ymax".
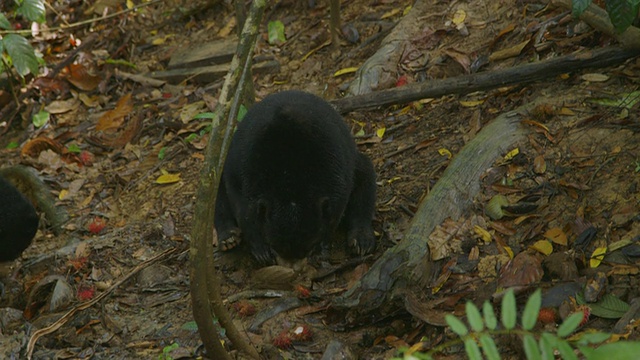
[
  {"xmin": 348, "ymin": 227, "xmax": 376, "ymax": 256},
  {"xmin": 249, "ymin": 241, "xmax": 278, "ymax": 266},
  {"xmin": 218, "ymin": 228, "xmax": 241, "ymax": 251}
]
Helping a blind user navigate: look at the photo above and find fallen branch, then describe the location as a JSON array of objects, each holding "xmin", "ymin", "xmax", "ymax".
[{"xmin": 331, "ymin": 46, "xmax": 640, "ymax": 113}]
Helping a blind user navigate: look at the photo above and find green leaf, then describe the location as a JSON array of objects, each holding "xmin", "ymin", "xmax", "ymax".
[
  {"xmin": 466, "ymin": 301, "xmax": 484, "ymax": 332},
  {"xmin": 67, "ymin": 143, "xmax": 81, "ymax": 153},
  {"xmin": 483, "ymin": 301, "xmax": 497, "ymax": 330},
  {"xmin": 5, "ymin": 141, "xmax": 19, "ymax": 149},
  {"xmin": 158, "ymin": 147, "xmax": 167, "ymax": 160},
  {"xmin": 522, "ymin": 289, "xmax": 541, "ymax": 330},
  {"xmin": 581, "ymin": 341, "xmax": 640, "ymax": 360},
  {"xmin": 558, "ymin": 312, "xmax": 583, "ymax": 337},
  {"xmin": 587, "ymin": 91, "xmax": 640, "ymax": 109},
  {"xmin": 181, "ymin": 321, "xmax": 198, "ymax": 331},
  {"xmin": 445, "ymin": 314, "xmax": 468, "ymax": 336},
  {"xmin": 576, "ymin": 332, "xmax": 610, "ymax": 345},
  {"xmin": 540, "ymin": 333, "xmax": 556, "ymax": 360},
  {"xmin": 501, "ymin": 289, "xmax": 517, "ymax": 330},
  {"xmin": 606, "ymin": 0, "xmax": 640, "ymax": 33},
  {"xmin": 32, "ymin": 110, "xmax": 49, "ymax": 128},
  {"xmin": 479, "ymin": 334, "xmax": 500, "ymax": 360},
  {"xmin": 185, "ymin": 133, "xmax": 199, "ymax": 143},
  {"xmin": 0, "ymin": 13, "xmax": 11, "ymax": 30},
  {"xmin": 571, "ymin": 0, "xmax": 592, "ymax": 17},
  {"xmin": 238, "ymin": 104, "xmax": 247, "ymax": 122},
  {"xmin": 267, "ymin": 20, "xmax": 286, "ymax": 45},
  {"xmin": 3, "ymin": 34, "xmax": 39, "ymax": 76},
  {"xmin": 193, "ymin": 112, "xmax": 216, "ymax": 119},
  {"xmin": 589, "ymin": 293, "xmax": 630, "ymax": 318},
  {"xmin": 523, "ymin": 334, "xmax": 541, "ymax": 360},
  {"xmin": 464, "ymin": 338, "xmax": 482, "ymax": 360},
  {"xmin": 556, "ymin": 339, "xmax": 577, "ymax": 360},
  {"xmin": 16, "ymin": 0, "xmax": 46, "ymax": 23}
]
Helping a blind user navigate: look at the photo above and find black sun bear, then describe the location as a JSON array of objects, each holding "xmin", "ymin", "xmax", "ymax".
[
  {"xmin": 0, "ymin": 175, "xmax": 39, "ymax": 262},
  {"xmin": 214, "ymin": 90, "xmax": 376, "ymax": 265}
]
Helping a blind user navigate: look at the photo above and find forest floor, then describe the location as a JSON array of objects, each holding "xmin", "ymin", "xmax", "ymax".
[{"xmin": 0, "ymin": 0, "xmax": 639, "ymax": 359}]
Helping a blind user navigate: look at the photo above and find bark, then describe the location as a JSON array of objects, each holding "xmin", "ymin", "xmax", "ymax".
[
  {"xmin": 346, "ymin": 0, "xmax": 431, "ymax": 96},
  {"xmin": 189, "ymin": 1, "xmax": 264, "ymax": 359}
]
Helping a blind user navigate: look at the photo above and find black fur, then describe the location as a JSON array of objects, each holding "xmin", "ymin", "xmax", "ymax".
[
  {"xmin": 215, "ymin": 90, "xmax": 376, "ymax": 265},
  {"xmin": 0, "ymin": 175, "xmax": 38, "ymax": 261}
]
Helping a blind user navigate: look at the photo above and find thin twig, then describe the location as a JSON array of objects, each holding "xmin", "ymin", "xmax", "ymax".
[{"xmin": 26, "ymin": 247, "xmax": 179, "ymax": 360}]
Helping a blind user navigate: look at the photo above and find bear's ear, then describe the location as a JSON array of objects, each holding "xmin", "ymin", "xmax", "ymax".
[
  {"xmin": 256, "ymin": 199, "xmax": 268, "ymax": 220},
  {"xmin": 318, "ymin": 197, "xmax": 331, "ymax": 220}
]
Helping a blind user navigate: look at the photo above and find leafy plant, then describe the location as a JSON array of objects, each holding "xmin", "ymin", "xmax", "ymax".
[
  {"xmin": 394, "ymin": 288, "xmax": 640, "ymax": 360},
  {"xmin": 157, "ymin": 342, "xmax": 179, "ymax": 360},
  {"xmin": 0, "ymin": 0, "xmax": 46, "ymax": 76},
  {"xmin": 572, "ymin": 0, "xmax": 640, "ymax": 33}
]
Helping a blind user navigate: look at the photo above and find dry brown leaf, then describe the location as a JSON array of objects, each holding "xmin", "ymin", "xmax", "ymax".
[
  {"xmin": 497, "ymin": 251, "xmax": 543, "ymax": 288},
  {"xmin": 66, "ymin": 63, "xmax": 102, "ymax": 91},
  {"xmin": 545, "ymin": 227, "xmax": 568, "ymax": 246},
  {"xmin": 97, "ymin": 115, "xmax": 143, "ymax": 148},
  {"xmin": 21, "ymin": 137, "xmax": 65, "ymax": 158},
  {"xmin": 96, "ymin": 93, "xmax": 133, "ymax": 131},
  {"xmin": 533, "ymin": 155, "xmax": 546, "ymax": 174}
]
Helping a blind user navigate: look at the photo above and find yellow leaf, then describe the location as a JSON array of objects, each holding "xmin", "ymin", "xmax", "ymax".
[
  {"xmin": 398, "ymin": 105, "xmax": 412, "ymax": 115},
  {"xmin": 387, "ymin": 176, "xmax": 401, "ymax": 184},
  {"xmin": 334, "ymin": 67, "xmax": 359, "ymax": 77},
  {"xmin": 504, "ymin": 148, "xmax": 519, "ymax": 161},
  {"xmin": 452, "ymin": 9, "xmax": 466, "ymax": 25},
  {"xmin": 459, "ymin": 99, "xmax": 485, "ymax": 107},
  {"xmin": 59, "ymin": 189, "xmax": 69, "ymax": 200},
  {"xmin": 545, "ymin": 227, "xmax": 567, "ymax": 246},
  {"xmin": 152, "ymin": 37, "xmax": 166, "ymax": 46},
  {"xmin": 530, "ymin": 240, "xmax": 553, "ymax": 256},
  {"xmin": 438, "ymin": 148, "xmax": 452, "ymax": 159},
  {"xmin": 559, "ymin": 107, "xmax": 575, "ymax": 115},
  {"xmin": 376, "ymin": 127, "xmax": 386, "ymax": 138},
  {"xmin": 381, "ymin": 8, "xmax": 401, "ymax": 19},
  {"xmin": 581, "ymin": 73, "xmax": 609, "ymax": 82},
  {"xmin": 590, "ymin": 246, "xmax": 607, "ymax": 268},
  {"xmin": 474, "ymin": 225, "xmax": 492, "ymax": 243},
  {"xmin": 502, "ymin": 245, "xmax": 514, "ymax": 259},
  {"xmin": 522, "ymin": 119, "xmax": 550, "ymax": 132},
  {"xmin": 156, "ymin": 173, "xmax": 181, "ymax": 184},
  {"xmin": 126, "ymin": 0, "xmax": 134, "ymax": 9},
  {"xmin": 403, "ymin": 5, "xmax": 412, "ymax": 15}
]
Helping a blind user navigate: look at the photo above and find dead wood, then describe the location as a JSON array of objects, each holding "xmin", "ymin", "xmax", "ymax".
[
  {"xmin": 346, "ymin": 0, "xmax": 431, "ymax": 96},
  {"xmin": 329, "ymin": 94, "xmax": 582, "ymax": 327},
  {"xmin": 331, "ymin": 46, "xmax": 640, "ymax": 114}
]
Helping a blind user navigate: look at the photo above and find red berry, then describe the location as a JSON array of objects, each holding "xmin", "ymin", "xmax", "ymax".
[
  {"xmin": 232, "ymin": 301, "xmax": 256, "ymax": 317},
  {"xmin": 273, "ymin": 332, "xmax": 292, "ymax": 349},
  {"xmin": 537, "ymin": 308, "xmax": 557, "ymax": 324},
  {"xmin": 88, "ymin": 217, "xmax": 106, "ymax": 234},
  {"xmin": 291, "ymin": 325, "xmax": 313, "ymax": 342},
  {"xmin": 295, "ymin": 285, "xmax": 311, "ymax": 299}
]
